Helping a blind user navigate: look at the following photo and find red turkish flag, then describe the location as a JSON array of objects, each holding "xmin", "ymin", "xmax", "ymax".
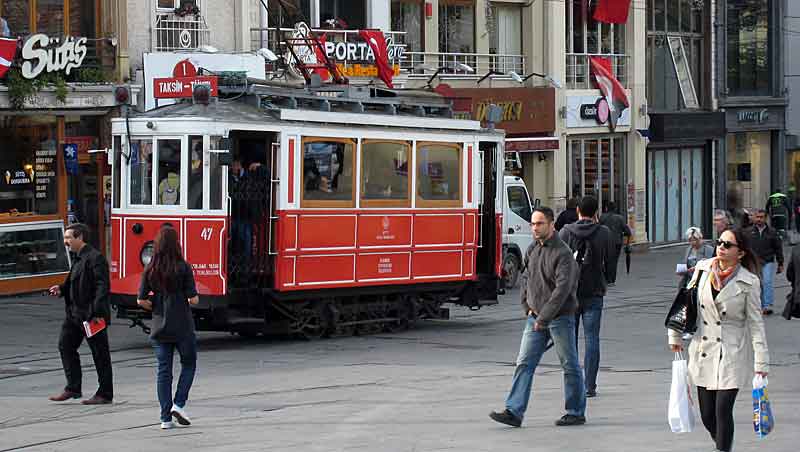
[
  {"xmin": 0, "ymin": 37, "xmax": 18, "ymax": 79},
  {"xmin": 592, "ymin": 0, "xmax": 632, "ymax": 24},
  {"xmin": 359, "ymin": 29, "xmax": 394, "ymax": 89},
  {"xmin": 312, "ymin": 33, "xmax": 331, "ymax": 81},
  {"xmin": 589, "ymin": 56, "xmax": 629, "ymax": 131}
]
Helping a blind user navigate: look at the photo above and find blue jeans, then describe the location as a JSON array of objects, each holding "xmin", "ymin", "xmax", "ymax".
[
  {"xmin": 761, "ymin": 262, "xmax": 776, "ymax": 309},
  {"xmin": 153, "ymin": 335, "xmax": 197, "ymax": 422},
  {"xmin": 505, "ymin": 315, "xmax": 586, "ymax": 419},
  {"xmin": 575, "ymin": 297, "xmax": 604, "ymax": 394}
]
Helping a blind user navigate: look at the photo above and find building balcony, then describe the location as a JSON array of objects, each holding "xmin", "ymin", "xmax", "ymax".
[
  {"xmin": 153, "ymin": 13, "xmax": 211, "ymax": 52},
  {"xmin": 566, "ymin": 53, "xmax": 628, "ymax": 90}
]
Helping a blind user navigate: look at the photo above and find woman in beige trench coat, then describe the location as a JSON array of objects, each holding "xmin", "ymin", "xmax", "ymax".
[{"xmin": 669, "ymin": 228, "xmax": 769, "ymax": 452}]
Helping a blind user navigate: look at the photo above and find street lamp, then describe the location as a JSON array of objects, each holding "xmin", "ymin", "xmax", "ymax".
[
  {"xmin": 416, "ymin": 62, "xmax": 477, "ymax": 88},
  {"xmin": 508, "ymin": 71, "xmax": 563, "ymax": 89},
  {"xmin": 476, "ymin": 70, "xmax": 505, "ymax": 85}
]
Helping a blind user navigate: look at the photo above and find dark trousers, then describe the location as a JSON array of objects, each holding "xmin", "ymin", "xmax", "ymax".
[
  {"xmin": 607, "ymin": 244, "xmax": 622, "ymax": 283},
  {"xmin": 58, "ymin": 319, "xmax": 113, "ymax": 400},
  {"xmin": 795, "ymin": 213, "xmax": 800, "ymax": 233},
  {"xmin": 153, "ymin": 335, "xmax": 197, "ymax": 422},
  {"xmin": 697, "ymin": 386, "xmax": 738, "ymax": 452}
]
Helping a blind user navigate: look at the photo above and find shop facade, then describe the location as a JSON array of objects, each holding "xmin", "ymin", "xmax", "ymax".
[
  {"xmin": 646, "ymin": 112, "xmax": 724, "ymax": 243},
  {"xmin": 0, "ymin": 0, "xmax": 124, "ymax": 294}
]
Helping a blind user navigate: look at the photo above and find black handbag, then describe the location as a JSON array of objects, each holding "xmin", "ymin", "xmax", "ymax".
[{"xmin": 665, "ymin": 270, "xmax": 704, "ymax": 334}]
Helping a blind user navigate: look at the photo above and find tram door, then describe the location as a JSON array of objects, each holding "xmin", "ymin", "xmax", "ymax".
[
  {"xmin": 228, "ymin": 131, "xmax": 275, "ymax": 289},
  {"xmin": 475, "ymin": 141, "xmax": 501, "ymax": 301}
]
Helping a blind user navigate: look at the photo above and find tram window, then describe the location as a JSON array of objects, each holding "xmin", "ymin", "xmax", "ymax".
[
  {"xmin": 209, "ymin": 136, "xmax": 223, "ymax": 210},
  {"xmin": 361, "ymin": 140, "xmax": 410, "ymax": 207},
  {"xmin": 301, "ymin": 138, "xmax": 355, "ymax": 207},
  {"xmin": 112, "ymin": 136, "xmax": 121, "ymax": 209},
  {"xmin": 416, "ymin": 142, "xmax": 462, "ymax": 207},
  {"xmin": 129, "ymin": 139, "xmax": 153, "ymax": 205},
  {"xmin": 156, "ymin": 139, "xmax": 182, "ymax": 206},
  {"xmin": 188, "ymin": 136, "xmax": 204, "ymax": 210}
]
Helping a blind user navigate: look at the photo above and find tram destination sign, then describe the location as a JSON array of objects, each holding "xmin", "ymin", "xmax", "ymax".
[{"xmin": 153, "ymin": 59, "xmax": 218, "ymax": 99}]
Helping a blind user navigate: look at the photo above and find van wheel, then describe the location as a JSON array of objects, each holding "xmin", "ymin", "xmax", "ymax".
[{"xmin": 503, "ymin": 253, "xmax": 521, "ymax": 289}]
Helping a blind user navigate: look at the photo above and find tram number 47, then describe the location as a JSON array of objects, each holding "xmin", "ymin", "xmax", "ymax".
[{"xmin": 200, "ymin": 227, "xmax": 214, "ymax": 241}]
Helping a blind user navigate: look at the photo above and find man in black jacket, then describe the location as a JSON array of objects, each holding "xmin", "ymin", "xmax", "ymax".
[
  {"xmin": 555, "ymin": 197, "xmax": 579, "ymax": 231},
  {"xmin": 48, "ymin": 223, "xmax": 113, "ymax": 404},
  {"xmin": 750, "ymin": 209, "xmax": 784, "ymax": 315},
  {"xmin": 559, "ymin": 196, "xmax": 611, "ymax": 398},
  {"xmin": 599, "ymin": 202, "xmax": 631, "ymax": 286}
]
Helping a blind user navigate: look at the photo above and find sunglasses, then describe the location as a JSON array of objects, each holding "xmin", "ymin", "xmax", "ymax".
[{"xmin": 716, "ymin": 239, "xmax": 739, "ymax": 249}]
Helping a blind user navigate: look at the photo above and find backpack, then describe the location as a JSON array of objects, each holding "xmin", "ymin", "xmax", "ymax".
[{"xmin": 571, "ymin": 228, "xmax": 600, "ymax": 298}]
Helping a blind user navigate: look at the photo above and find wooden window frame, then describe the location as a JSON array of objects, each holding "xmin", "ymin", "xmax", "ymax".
[
  {"xmin": 300, "ymin": 136, "xmax": 357, "ymax": 209},
  {"xmin": 360, "ymin": 139, "xmax": 412, "ymax": 208},
  {"xmin": 0, "ymin": 0, "xmax": 101, "ymax": 35},
  {"xmin": 415, "ymin": 141, "xmax": 462, "ymax": 208}
]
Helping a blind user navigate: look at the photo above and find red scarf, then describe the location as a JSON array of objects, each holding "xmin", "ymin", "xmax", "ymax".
[{"xmin": 710, "ymin": 258, "xmax": 738, "ymax": 291}]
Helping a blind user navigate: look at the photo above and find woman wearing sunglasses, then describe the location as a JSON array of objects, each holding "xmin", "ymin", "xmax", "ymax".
[{"xmin": 668, "ymin": 228, "xmax": 769, "ymax": 452}]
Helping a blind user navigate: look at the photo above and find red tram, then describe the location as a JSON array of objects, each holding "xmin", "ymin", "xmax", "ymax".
[{"xmin": 109, "ymin": 82, "xmax": 505, "ymax": 337}]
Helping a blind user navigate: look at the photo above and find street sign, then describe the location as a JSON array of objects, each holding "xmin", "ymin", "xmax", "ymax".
[{"xmin": 153, "ymin": 59, "xmax": 217, "ymax": 99}]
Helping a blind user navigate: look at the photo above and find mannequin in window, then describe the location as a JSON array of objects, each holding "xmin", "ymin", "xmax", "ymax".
[{"xmin": 158, "ymin": 162, "xmax": 180, "ymax": 205}]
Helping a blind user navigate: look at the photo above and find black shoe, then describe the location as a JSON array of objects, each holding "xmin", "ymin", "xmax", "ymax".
[
  {"xmin": 586, "ymin": 390, "xmax": 597, "ymax": 398},
  {"xmin": 762, "ymin": 309, "xmax": 774, "ymax": 316},
  {"xmin": 555, "ymin": 414, "xmax": 586, "ymax": 426},
  {"xmin": 489, "ymin": 409, "xmax": 522, "ymax": 427}
]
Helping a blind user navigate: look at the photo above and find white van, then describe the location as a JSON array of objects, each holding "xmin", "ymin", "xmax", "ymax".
[{"xmin": 503, "ymin": 175, "xmax": 536, "ymax": 288}]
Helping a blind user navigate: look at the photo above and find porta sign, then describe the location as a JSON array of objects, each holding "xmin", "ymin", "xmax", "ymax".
[
  {"xmin": 21, "ymin": 34, "xmax": 87, "ymax": 79},
  {"xmin": 153, "ymin": 59, "xmax": 218, "ymax": 99}
]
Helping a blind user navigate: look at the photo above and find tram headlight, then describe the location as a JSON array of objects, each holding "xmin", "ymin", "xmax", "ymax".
[{"xmin": 140, "ymin": 241, "xmax": 154, "ymax": 266}]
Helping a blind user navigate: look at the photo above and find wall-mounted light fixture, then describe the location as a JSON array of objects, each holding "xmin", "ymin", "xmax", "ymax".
[{"xmin": 559, "ymin": 106, "xmax": 568, "ymax": 119}]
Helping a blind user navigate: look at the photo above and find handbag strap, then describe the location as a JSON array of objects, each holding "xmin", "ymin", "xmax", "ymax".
[{"xmin": 687, "ymin": 269, "xmax": 705, "ymax": 289}]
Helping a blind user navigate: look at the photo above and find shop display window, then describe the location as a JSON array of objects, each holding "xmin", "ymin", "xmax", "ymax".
[
  {"xmin": 0, "ymin": 116, "xmax": 59, "ymax": 218},
  {"xmin": 0, "ymin": 220, "xmax": 69, "ymax": 278}
]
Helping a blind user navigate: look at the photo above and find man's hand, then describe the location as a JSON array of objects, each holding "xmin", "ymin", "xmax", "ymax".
[
  {"xmin": 137, "ymin": 299, "xmax": 153, "ymax": 311},
  {"xmin": 48, "ymin": 285, "xmax": 61, "ymax": 297},
  {"xmin": 756, "ymin": 371, "xmax": 768, "ymax": 378},
  {"xmin": 533, "ymin": 321, "xmax": 544, "ymax": 331},
  {"xmin": 670, "ymin": 344, "xmax": 683, "ymax": 353},
  {"xmin": 777, "ymin": 264, "xmax": 784, "ymax": 274}
]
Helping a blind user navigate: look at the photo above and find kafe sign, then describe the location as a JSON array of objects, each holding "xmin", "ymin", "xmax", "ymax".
[{"xmin": 21, "ymin": 34, "xmax": 87, "ymax": 79}]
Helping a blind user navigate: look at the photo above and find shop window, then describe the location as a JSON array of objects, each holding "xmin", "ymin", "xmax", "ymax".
[
  {"xmin": 209, "ymin": 136, "xmax": 223, "ymax": 210},
  {"xmin": 727, "ymin": 0, "xmax": 771, "ymax": 96},
  {"xmin": 156, "ymin": 139, "xmax": 181, "ymax": 206},
  {"xmin": 567, "ymin": 136, "xmax": 625, "ymax": 210},
  {"xmin": 566, "ymin": 0, "xmax": 626, "ymax": 89},
  {"xmin": 301, "ymin": 138, "xmax": 355, "ymax": 207},
  {"xmin": 646, "ymin": 0, "xmax": 705, "ymax": 110},
  {"xmin": 267, "ymin": 0, "xmax": 311, "ymax": 29},
  {"xmin": 320, "ymin": 0, "xmax": 365, "ymax": 29},
  {"xmin": 188, "ymin": 136, "xmax": 203, "ymax": 210},
  {"xmin": 361, "ymin": 140, "xmax": 410, "ymax": 208},
  {"xmin": 392, "ymin": 0, "xmax": 423, "ymax": 52},
  {"xmin": 157, "ymin": 0, "xmax": 197, "ymax": 10},
  {"xmin": 0, "ymin": 220, "xmax": 70, "ymax": 279},
  {"xmin": 129, "ymin": 139, "xmax": 153, "ymax": 205},
  {"xmin": 0, "ymin": 116, "xmax": 59, "ymax": 217},
  {"xmin": 69, "ymin": 0, "xmax": 95, "ymax": 37},
  {"xmin": 439, "ymin": 0, "xmax": 474, "ymax": 54},
  {"xmin": 0, "ymin": 0, "xmax": 30, "ymax": 36},
  {"xmin": 36, "ymin": 0, "xmax": 63, "ymax": 35},
  {"xmin": 507, "ymin": 186, "xmax": 532, "ymax": 222},
  {"xmin": 416, "ymin": 142, "xmax": 461, "ymax": 207},
  {"xmin": 112, "ymin": 136, "xmax": 121, "ymax": 209}
]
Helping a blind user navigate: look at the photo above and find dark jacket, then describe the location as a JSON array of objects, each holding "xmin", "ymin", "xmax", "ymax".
[
  {"xmin": 599, "ymin": 212, "xmax": 632, "ymax": 247},
  {"xmin": 59, "ymin": 245, "xmax": 111, "ymax": 323},
  {"xmin": 138, "ymin": 261, "xmax": 198, "ymax": 343},
  {"xmin": 748, "ymin": 225, "xmax": 784, "ymax": 265},
  {"xmin": 559, "ymin": 219, "xmax": 612, "ymax": 298},
  {"xmin": 784, "ymin": 245, "xmax": 800, "ymax": 319},
  {"xmin": 555, "ymin": 208, "xmax": 578, "ymax": 231},
  {"xmin": 520, "ymin": 234, "xmax": 579, "ymax": 327},
  {"xmin": 230, "ymin": 164, "xmax": 271, "ymax": 223}
]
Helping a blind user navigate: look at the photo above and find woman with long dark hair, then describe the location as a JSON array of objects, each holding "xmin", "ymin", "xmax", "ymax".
[
  {"xmin": 137, "ymin": 226, "xmax": 199, "ymax": 429},
  {"xmin": 668, "ymin": 227, "xmax": 768, "ymax": 452}
]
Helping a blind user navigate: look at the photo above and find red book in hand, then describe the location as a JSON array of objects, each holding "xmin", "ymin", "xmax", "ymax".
[{"xmin": 83, "ymin": 318, "xmax": 107, "ymax": 338}]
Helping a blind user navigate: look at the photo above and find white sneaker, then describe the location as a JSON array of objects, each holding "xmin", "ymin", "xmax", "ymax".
[
  {"xmin": 171, "ymin": 404, "xmax": 192, "ymax": 425},
  {"xmin": 160, "ymin": 421, "xmax": 175, "ymax": 430}
]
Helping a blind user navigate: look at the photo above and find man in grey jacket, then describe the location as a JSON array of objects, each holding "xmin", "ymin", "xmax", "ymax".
[{"xmin": 489, "ymin": 207, "xmax": 587, "ymax": 428}]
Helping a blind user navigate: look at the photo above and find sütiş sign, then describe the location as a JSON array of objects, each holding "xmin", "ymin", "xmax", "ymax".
[{"xmin": 21, "ymin": 34, "xmax": 87, "ymax": 79}]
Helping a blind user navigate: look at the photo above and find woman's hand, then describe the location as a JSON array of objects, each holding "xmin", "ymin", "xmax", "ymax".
[
  {"xmin": 670, "ymin": 344, "xmax": 683, "ymax": 353},
  {"xmin": 188, "ymin": 296, "xmax": 200, "ymax": 306},
  {"xmin": 756, "ymin": 371, "xmax": 768, "ymax": 378},
  {"xmin": 137, "ymin": 299, "xmax": 152, "ymax": 311}
]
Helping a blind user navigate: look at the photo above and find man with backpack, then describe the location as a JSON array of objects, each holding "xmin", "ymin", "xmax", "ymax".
[{"xmin": 559, "ymin": 196, "xmax": 611, "ymax": 399}]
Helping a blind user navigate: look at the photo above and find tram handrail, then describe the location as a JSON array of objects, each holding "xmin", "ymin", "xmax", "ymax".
[
  {"xmin": 477, "ymin": 150, "xmax": 485, "ymax": 249},
  {"xmin": 268, "ymin": 142, "xmax": 280, "ymax": 256}
]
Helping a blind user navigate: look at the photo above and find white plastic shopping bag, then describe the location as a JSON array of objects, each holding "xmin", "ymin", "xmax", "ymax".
[{"xmin": 668, "ymin": 352, "xmax": 696, "ymax": 433}]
